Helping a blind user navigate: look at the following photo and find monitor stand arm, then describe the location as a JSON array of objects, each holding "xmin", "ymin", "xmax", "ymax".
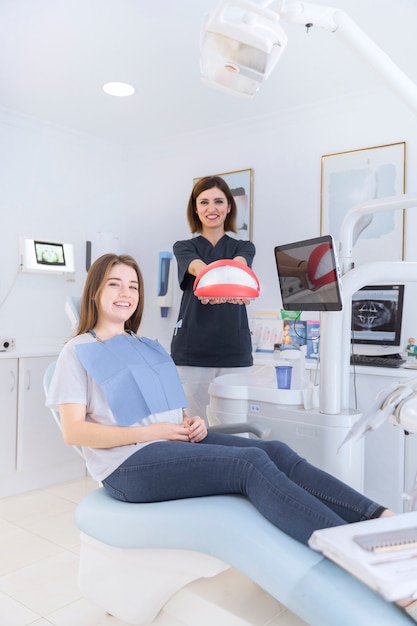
[{"xmin": 319, "ymin": 193, "xmax": 417, "ymax": 415}]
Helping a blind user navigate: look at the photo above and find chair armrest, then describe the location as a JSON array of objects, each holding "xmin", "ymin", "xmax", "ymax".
[{"xmin": 208, "ymin": 422, "xmax": 270, "ymax": 439}]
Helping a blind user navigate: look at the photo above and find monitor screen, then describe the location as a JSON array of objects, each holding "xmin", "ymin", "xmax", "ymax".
[
  {"xmin": 19, "ymin": 237, "xmax": 75, "ymax": 273},
  {"xmin": 351, "ymin": 284, "xmax": 404, "ymax": 347},
  {"xmin": 34, "ymin": 240, "xmax": 66, "ymax": 266},
  {"xmin": 274, "ymin": 235, "xmax": 343, "ymax": 311}
]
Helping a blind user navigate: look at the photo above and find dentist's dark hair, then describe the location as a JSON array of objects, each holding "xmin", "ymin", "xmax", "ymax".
[{"xmin": 187, "ymin": 175, "xmax": 238, "ymax": 234}]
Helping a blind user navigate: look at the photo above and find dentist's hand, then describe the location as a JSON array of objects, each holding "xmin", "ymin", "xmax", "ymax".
[{"xmin": 200, "ymin": 297, "xmax": 250, "ymax": 305}]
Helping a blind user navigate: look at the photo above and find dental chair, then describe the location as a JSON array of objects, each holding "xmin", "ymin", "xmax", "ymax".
[{"xmin": 43, "ymin": 361, "xmax": 411, "ymax": 626}]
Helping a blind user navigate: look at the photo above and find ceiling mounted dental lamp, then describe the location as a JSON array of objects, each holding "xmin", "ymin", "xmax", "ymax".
[
  {"xmin": 200, "ymin": 0, "xmax": 288, "ymax": 97},
  {"xmin": 200, "ymin": 0, "xmax": 417, "ymax": 114}
]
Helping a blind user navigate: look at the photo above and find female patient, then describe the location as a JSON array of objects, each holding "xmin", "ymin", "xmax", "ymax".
[{"xmin": 47, "ymin": 253, "xmax": 393, "ymax": 549}]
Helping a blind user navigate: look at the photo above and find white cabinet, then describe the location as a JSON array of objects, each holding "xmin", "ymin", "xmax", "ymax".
[
  {"xmin": 0, "ymin": 352, "xmax": 85, "ymax": 497},
  {"xmin": 17, "ymin": 356, "xmax": 75, "ymax": 471},
  {"xmin": 347, "ymin": 368, "xmax": 417, "ymax": 513},
  {"xmin": 0, "ymin": 359, "xmax": 18, "ymax": 475},
  {"xmin": 253, "ymin": 355, "xmax": 417, "ymax": 513}
]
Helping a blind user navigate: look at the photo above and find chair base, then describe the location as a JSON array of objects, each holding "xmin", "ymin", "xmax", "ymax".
[{"xmin": 78, "ymin": 533, "xmax": 230, "ymax": 624}]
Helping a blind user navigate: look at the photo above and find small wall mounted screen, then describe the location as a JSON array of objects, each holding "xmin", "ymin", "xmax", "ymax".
[
  {"xmin": 351, "ymin": 284, "xmax": 404, "ymax": 347},
  {"xmin": 20, "ymin": 237, "xmax": 75, "ymax": 273},
  {"xmin": 34, "ymin": 241, "xmax": 66, "ymax": 266},
  {"xmin": 274, "ymin": 235, "xmax": 343, "ymax": 311}
]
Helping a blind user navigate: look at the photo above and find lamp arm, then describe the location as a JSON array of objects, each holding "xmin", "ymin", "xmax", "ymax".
[
  {"xmin": 320, "ymin": 195, "xmax": 417, "ymax": 414},
  {"xmin": 339, "ymin": 193, "xmax": 417, "ymax": 275},
  {"xmin": 277, "ymin": 0, "xmax": 338, "ymax": 31},
  {"xmin": 333, "ymin": 10, "xmax": 417, "ymax": 117},
  {"xmin": 318, "ymin": 261, "xmax": 417, "ymax": 415},
  {"xmin": 275, "ymin": 1, "xmax": 417, "ymax": 116}
]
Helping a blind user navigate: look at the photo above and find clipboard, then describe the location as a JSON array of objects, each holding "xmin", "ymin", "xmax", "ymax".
[{"xmin": 309, "ymin": 511, "xmax": 417, "ymax": 601}]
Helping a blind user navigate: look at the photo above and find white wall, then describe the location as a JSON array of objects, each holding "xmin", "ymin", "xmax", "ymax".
[
  {"xmin": 0, "ymin": 111, "xmax": 130, "ymax": 347},
  {"xmin": 1, "ymin": 86, "xmax": 417, "ymax": 355},
  {"xmin": 124, "ymin": 88, "xmax": 417, "ymax": 351}
]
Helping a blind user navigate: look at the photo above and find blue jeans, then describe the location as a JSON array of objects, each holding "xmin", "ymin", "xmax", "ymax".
[{"xmin": 102, "ymin": 432, "xmax": 384, "ymax": 545}]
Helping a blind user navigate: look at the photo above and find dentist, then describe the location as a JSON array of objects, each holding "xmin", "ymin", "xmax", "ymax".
[{"xmin": 170, "ymin": 175, "xmax": 256, "ymax": 423}]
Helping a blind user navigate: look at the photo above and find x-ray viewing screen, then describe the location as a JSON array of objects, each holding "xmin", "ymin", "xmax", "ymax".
[
  {"xmin": 351, "ymin": 284, "xmax": 404, "ymax": 346},
  {"xmin": 19, "ymin": 237, "xmax": 75, "ymax": 273},
  {"xmin": 34, "ymin": 241, "xmax": 66, "ymax": 266}
]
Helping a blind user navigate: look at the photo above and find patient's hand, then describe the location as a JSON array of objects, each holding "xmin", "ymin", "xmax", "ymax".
[
  {"xmin": 152, "ymin": 422, "xmax": 193, "ymax": 442},
  {"xmin": 183, "ymin": 415, "xmax": 207, "ymax": 442}
]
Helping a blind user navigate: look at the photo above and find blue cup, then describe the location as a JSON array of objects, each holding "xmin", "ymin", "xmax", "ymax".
[{"xmin": 275, "ymin": 365, "xmax": 292, "ymax": 389}]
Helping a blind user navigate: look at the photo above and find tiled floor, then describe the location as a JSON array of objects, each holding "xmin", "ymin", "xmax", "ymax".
[{"xmin": 0, "ymin": 477, "xmax": 307, "ymax": 626}]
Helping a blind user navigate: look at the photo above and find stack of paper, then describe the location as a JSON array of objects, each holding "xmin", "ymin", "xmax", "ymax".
[{"xmin": 309, "ymin": 511, "xmax": 417, "ymax": 601}]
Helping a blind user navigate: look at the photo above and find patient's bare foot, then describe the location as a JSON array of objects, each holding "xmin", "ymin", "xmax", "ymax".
[
  {"xmin": 396, "ymin": 598, "xmax": 417, "ymax": 621},
  {"xmin": 380, "ymin": 509, "xmax": 396, "ymax": 517}
]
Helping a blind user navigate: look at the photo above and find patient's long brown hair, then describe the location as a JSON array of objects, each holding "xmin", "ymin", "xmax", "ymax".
[{"xmin": 76, "ymin": 254, "xmax": 144, "ymax": 336}]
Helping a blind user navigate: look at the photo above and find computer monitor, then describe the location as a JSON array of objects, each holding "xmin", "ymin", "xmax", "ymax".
[
  {"xmin": 274, "ymin": 235, "xmax": 343, "ymax": 311},
  {"xmin": 351, "ymin": 284, "xmax": 404, "ymax": 352}
]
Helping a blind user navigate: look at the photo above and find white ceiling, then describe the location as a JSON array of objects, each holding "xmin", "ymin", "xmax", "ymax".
[{"xmin": 1, "ymin": 0, "xmax": 416, "ymax": 146}]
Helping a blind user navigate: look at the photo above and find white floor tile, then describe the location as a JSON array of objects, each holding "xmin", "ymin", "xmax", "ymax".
[
  {"xmin": 0, "ymin": 590, "xmax": 39, "ymax": 626},
  {"xmin": 15, "ymin": 507, "xmax": 80, "ymax": 550},
  {"xmin": 0, "ymin": 551, "xmax": 81, "ymax": 615},
  {"xmin": 45, "ymin": 597, "xmax": 130, "ymax": 625},
  {"xmin": 44, "ymin": 477, "xmax": 97, "ymax": 504},
  {"xmin": 0, "ymin": 526, "xmax": 62, "ymax": 576},
  {"xmin": 0, "ymin": 518, "xmax": 18, "ymax": 533},
  {"xmin": 0, "ymin": 491, "xmax": 74, "ymax": 524}
]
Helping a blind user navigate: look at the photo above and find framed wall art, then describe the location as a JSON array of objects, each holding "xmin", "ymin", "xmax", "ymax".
[
  {"xmin": 193, "ymin": 168, "xmax": 254, "ymax": 241},
  {"xmin": 320, "ymin": 142, "xmax": 406, "ymax": 265}
]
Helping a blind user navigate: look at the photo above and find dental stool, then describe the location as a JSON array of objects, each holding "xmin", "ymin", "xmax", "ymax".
[{"xmin": 75, "ymin": 488, "xmax": 410, "ymax": 626}]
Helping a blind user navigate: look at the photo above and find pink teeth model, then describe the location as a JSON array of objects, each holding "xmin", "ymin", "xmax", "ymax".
[
  {"xmin": 194, "ymin": 259, "xmax": 260, "ymax": 300},
  {"xmin": 307, "ymin": 242, "xmax": 337, "ymax": 288}
]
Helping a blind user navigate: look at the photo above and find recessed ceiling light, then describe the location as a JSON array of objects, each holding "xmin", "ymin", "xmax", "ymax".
[{"xmin": 102, "ymin": 82, "xmax": 135, "ymax": 97}]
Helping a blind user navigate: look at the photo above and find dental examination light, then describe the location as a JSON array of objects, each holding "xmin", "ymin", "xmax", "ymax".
[
  {"xmin": 200, "ymin": 0, "xmax": 417, "ymax": 115},
  {"xmin": 200, "ymin": 0, "xmax": 288, "ymax": 97}
]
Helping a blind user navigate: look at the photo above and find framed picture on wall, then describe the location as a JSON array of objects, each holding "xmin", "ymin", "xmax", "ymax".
[
  {"xmin": 193, "ymin": 168, "xmax": 254, "ymax": 241},
  {"xmin": 320, "ymin": 142, "xmax": 406, "ymax": 265}
]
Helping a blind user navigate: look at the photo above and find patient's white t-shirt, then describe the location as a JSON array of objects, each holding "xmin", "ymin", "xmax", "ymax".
[{"xmin": 46, "ymin": 333, "xmax": 182, "ymax": 482}]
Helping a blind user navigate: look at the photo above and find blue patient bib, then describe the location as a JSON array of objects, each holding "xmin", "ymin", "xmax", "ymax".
[{"xmin": 76, "ymin": 333, "xmax": 187, "ymax": 426}]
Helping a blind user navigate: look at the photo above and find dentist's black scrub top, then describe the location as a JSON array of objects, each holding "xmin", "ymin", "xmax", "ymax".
[{"xmin": 170, "ymin": 234, "xmax": 256, "ymax": 367}]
